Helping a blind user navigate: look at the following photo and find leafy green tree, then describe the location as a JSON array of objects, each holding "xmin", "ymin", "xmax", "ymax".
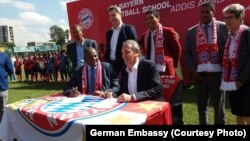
[
  {"xmin": 0, "ymin": 42, "xmax": 15, "ymax": 54},
  {"xmin": 0, "ymin": 42, "xmax": 15, "ymax": 48},
  {"xmin": 49, "ymin": 25, "xmax": 65, "ymax": 47},
  {"xmin": 64, "ymin": 29, "xmax": 70, "ymax": 43}
]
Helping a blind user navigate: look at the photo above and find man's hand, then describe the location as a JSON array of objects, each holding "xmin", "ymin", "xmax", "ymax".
[
  {"xmin": 68, "ymin": 87, "xmax": 81, "ymax": 97},
  {"xmin": 236, "ymin": 81, "xmax": 242, "ymax": 89},
  {"xmin": 93, "ymin": 90, "xmax": 106, "ymax": 98},
  {"xmin": 93, "ymin": 90, "xmax": 115, "ymax": 99},
  {"xmin": 192, "ymin": 71, "xmax": 202, "ymax": 80},
  {"xmin": 117, "ymin": 93, "xmax": 132, "ymax": 103}
]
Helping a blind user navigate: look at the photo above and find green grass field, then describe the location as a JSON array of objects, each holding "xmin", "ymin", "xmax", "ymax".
[{"xmin": 8, "ymin": 81, "xmax": 236, "ymax": 125}]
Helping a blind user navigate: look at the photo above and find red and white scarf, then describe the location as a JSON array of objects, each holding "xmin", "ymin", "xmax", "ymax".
[
  {"xmin": 144, "ymin": 23, "xmax": 165, "ymax": 64},
  {"xmin": 196, "ymin": 18, "xmax": 221, "ymax": 72},
  {"xmin": 220, "ymin": 25, "xmax": 248, "ymax": 91},
  {"xmin": 81, "ymin": 61, "xmax": 102, "ymax": 94}
]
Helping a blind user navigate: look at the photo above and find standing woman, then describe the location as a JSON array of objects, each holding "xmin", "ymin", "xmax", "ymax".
[{"xmin": 220, "ymin": 4, "xmax": 250, "ymax": 125}]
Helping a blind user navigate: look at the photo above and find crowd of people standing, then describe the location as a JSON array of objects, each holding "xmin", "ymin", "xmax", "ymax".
[{"xmin": 11, "ymin": 50, "xmax": 72, "ymax": 83}]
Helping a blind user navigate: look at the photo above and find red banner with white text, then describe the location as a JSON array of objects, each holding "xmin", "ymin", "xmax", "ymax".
[{"xmin": 67, "ymin": 0, "xmax": 250, "ymax": 83}]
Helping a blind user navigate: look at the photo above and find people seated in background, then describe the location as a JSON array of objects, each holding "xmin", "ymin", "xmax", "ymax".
[
  {"xmin": 66, "ymin": 24, "xmax": 98, "ymax": 71},
  {"xmin": 63, "ymin": 47, "xmax": 119, "ymax": 98},
  {"xmin": 117, "ymin": 40, "xmax": 163, "ymax": 103}
]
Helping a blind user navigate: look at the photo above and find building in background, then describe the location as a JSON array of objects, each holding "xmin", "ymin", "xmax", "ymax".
[
  {"xmin": 27, "ymin": 41, "xmax": 56, "ymax": 47},
  {"xmin": 0, "ymin": 25, "xmax": 14, "ymax": 44}
]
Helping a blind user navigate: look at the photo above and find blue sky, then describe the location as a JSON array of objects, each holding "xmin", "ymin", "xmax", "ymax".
[{"xmin": 0, "ymin": 0, "xmax": 76, "ymax": 46}]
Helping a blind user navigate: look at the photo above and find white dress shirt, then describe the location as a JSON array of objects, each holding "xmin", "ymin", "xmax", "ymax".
[
  {"xmin": 110, "ymin": 23, "xmax": 123, "ymax": 60},
  {"xmin": 126, "ymin": 58, "xmax": 139, "ymax": 95}
]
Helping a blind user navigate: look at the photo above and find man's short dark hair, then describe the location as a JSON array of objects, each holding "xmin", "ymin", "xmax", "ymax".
[
  {"xmin": 107, "ymin": 5, "xmax": 121, "ymax": 14},
  {"xmin": 84, "ymin": 47, "xmax": 98, "ymax": 57},
  {"xmin": 73, "ymin": 24, "xmax": 83, "ymax": 31},
  {"xmin": 201, "ymin": 1, "xmax": 215, "ymax": 11},
  {"xmin": 145, "ymin": 9, "xmax": 160, "ymax": 19}
]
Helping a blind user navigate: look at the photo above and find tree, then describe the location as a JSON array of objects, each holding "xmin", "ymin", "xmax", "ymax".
[
  {"xmin": 0, "ymin": 42, "xmax": 15, "ymax": 48},
  {"xmin": 64, "ymin": 29, "xmax": 70, "ymax": 43},
  {"xmin": 0, "ymin": 42, "xmax": 15, "ymax": 54},
  {"xmin": 49, "ymin": 25, "xmax": 65, "ymax": 47}
]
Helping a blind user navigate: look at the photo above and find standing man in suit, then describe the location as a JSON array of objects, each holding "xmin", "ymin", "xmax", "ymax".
[
  {"xmin": 67, "ymin": 24, "xmax": 98, "ymax": 71},
  {"xmin": 0, "ymin": 52, "xmax": 13, "ymax": 122},
  {"xmin": 184, "ymin": 1, "xmax": 228, "ymax": 125},
  {"xmin": 106, "ymin": 5, "xmax": 138, "ymax": 73},
  {"xmin": 117, "ymin": 40, "xmax": 162, "ymax": 103},
  {"xmin": 139, "ymin": 9, "xmax": 181, "ymax": 76},
  {"xmin": 64, "ymin": 47, "xmax": 119, "ymax": 97}
]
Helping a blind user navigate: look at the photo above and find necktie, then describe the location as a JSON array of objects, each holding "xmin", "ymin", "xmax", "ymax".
[
  {"xmin": 88, "ymin": 67, "xmax": 95, "ymax": 94},
  {"xmin": 204, "ymin": 25, "xmax": 209, "ymax": 42},
  {"xmin": 147, "ymin": 33, "xmax": 151, "ymax": 59},
  {"xmin": 150, "ymin": 32, "xmax": 155, "ymax": 61}
]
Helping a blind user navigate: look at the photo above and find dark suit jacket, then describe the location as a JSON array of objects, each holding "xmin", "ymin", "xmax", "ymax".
[
  {"xmin": 63, "ymin": 62, "xmax": 119, "ymax": 95},
  {"xmin": 66, "ymin": 39, "xmax": 98, "ymax": 71},
  {"xmin": 237, "ymin": 28, "xmax": 250, "ymax": 84},
  {"xmin": 139, "ymin": 26, "xmax": 182, "ymax": 76},
  {"xmin": 184, "ymin": 21, "xmax": 228, "ymax": 73},
  {"xmin": 118, "ymin": 59, "xmax": 163, "ymax": 102},
  {"xmin": 105, "ymin": 24, "xmax": 138, "ymax": 73}
]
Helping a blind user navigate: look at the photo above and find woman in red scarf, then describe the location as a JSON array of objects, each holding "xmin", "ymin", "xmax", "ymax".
[{"xmin": 220, "ymin": 4, "xmax": 250, "ymax": 125}]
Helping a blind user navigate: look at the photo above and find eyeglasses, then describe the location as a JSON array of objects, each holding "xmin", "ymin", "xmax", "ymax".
[{"xmin": 223, "ymin": 16, "xmax": 236, "ymax": 20}]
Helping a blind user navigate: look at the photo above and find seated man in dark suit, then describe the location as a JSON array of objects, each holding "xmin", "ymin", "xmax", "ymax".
[
  {"xmin": 64, "ymin": 47, "xmax": 119, "ymax": 97},
  {"xmin": 117, "ymin": 40, "xmax": 163, "ymax": 102}
]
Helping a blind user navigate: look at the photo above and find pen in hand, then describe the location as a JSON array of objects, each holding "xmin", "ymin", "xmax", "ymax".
[
  {"xmin": 72, "ymin": 86, "xmax": 77, "ymax": 92},
  {"xmin": 71, "ymin": 86, "xmax": 80, "ymax": 97}
]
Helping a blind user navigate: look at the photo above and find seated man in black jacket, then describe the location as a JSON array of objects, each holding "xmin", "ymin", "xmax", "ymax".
[
  {"xmin": 64, "ymin": 47, "xmax": 119, "ymax": 97},
  {"xmin": 117, "ymin": 40, "xmax": 163, "ymax": 102}
]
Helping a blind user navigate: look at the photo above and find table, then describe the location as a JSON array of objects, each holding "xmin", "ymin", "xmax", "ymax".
[{"xmin": 0, "ymin": 94, "xmax": 172, "ymax": 141}]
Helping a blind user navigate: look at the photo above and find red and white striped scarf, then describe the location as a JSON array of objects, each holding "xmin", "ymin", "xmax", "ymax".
[
  {"xmin": 220, "ymin": 25, "xmax": 248, "ymax": 91},
  {"xmin": 81, "ymin": 61, "xmax": 102, "ymax": 94},
  {"xmin": 196, "ymin": 18, "xmax": 221, "ymax": 72},
  {"xmin": 143, "ymin": 23, "xmax": 165, "ymax": 64}
]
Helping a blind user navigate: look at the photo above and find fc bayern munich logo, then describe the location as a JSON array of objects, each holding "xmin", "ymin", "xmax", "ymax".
[
  {"xmin": 78, "ymin": 8, "xmax": 93, "ymax": 29},
  {"xmin": 18, "ymin": 96, "xmax": 126, "ymax": 137}
]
